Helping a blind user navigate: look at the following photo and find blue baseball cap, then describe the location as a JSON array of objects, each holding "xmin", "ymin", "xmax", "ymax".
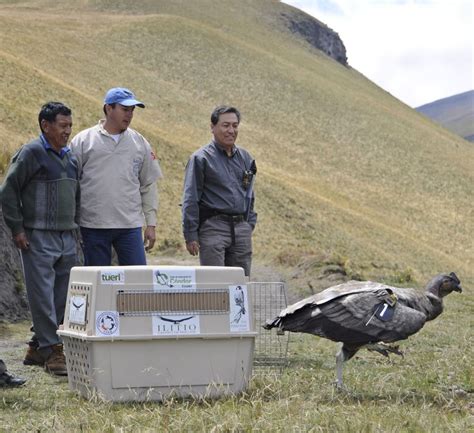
[{"xmin": 103, "ymin": 87, "xmax": 145, "ymax": 108}]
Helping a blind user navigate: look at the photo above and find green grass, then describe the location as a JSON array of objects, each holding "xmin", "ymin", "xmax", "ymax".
[{"xmin": 1, "ymin": 289, "xmax": 472, "ymax": 432}]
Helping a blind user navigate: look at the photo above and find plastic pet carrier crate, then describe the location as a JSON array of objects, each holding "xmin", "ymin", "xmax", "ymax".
[{"xmin": 58, "ymin": 265, "xmax": 257, "ymax": 402}]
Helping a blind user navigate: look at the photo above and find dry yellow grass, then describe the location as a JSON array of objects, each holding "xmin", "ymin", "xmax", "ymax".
[
  {"xmin": 0, "ymin": 2, "xmax": 473, "ymax": 430},
  {"xmin": 0, "ymin": 0, "xmax": 472, "ymax": 286}
]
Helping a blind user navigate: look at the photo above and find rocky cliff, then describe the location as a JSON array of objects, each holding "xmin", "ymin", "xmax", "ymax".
[
  {"xmin": 281, "ymin": 9, "xmax": 348, "ymax": 66},
  {"xmin": 0, "ymin": 208, "xmax": 29, "ymax": 322}
]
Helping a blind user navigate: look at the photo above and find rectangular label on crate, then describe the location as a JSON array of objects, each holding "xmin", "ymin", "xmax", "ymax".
[
  {"xmin": 229, "ymin": 285, "xmax": 250, "ymax": 332},
  {"xmin": 152, "ymin": 314, "xmax": 200, "ymax": 336},
  {"xmin": 100, "ymin": 269, "xmax": 125, "ymax": 285},
  {"xmin": 95, "ymin": 311, "xmax": 120, "ymax": 336},
  {"xmin": 152, "ymin": 268, "xmax": 196, "ymax": 291},
  {"xmin": 69, "ymin": 295, "xmax": 87, "ymax": 325}
]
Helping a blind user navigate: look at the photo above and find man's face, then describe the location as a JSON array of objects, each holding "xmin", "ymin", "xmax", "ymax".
[
  {"xmin": 107, "ymin": 104, "xmax": 135, "ymax": 132},
  {"xmin": 41, "ymin": 114, "xmax": 73, "ymax": 150},
  {"xmin": 211, "ymin": 112, "xmax": 239, "ymax": 148}
]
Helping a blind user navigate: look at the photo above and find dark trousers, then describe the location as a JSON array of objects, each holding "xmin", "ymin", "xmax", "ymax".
[
  {"xmin": 80, "ymin": 227, "xmax": 146, "ymax": 266},
  {"xmin": 198, "ymin": 217, "xmax": 253, "ymax": 276},
  {"xmin": 21, "ymin": 229, "xmax": 77, "ymax": 350}
]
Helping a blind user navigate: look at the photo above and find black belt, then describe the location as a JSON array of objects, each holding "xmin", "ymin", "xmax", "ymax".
[
  {"xmin": 211, "ymin": 214, "xmax": 245, "ymax": 223},
  {"xmin": 210, "ymin": 214, "xmax": 245, "ymax": 245}
]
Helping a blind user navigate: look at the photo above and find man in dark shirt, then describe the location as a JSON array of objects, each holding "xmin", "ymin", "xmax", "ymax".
[
  {"xmin": 182, "ymin": 106, "xmax": 257, "ymax": 276},
  {"xmin": 1, "ymin": 102, "xmax": 79, "ymax": 376}
]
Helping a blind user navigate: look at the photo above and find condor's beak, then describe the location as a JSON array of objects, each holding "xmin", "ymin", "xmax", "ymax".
[{"xmin": 454, "ymin": 284, "xmax": 463, "ymax": 293}]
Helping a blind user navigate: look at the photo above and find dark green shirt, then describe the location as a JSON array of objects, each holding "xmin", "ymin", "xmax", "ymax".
[{"xmin": 1, "ymin": 137, "xmax": 80, "ymax": 235}]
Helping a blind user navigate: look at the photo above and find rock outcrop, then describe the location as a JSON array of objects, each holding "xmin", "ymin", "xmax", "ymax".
[
  {"xmin": 0, "ymin": 208, "xmax": 29, "ymax": 322},
  {"xmin": 281, "ymin": 10, "xmax": 348, "ymax": 66}
]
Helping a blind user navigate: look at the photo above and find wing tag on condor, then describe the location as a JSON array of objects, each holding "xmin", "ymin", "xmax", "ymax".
[
  {"xmin": 374, "ymin": 302, "xmax": 396, "ymax": 322},
  {"xmin": 366, "ymin": 301, "xmax": 396, "ymax": 326}
]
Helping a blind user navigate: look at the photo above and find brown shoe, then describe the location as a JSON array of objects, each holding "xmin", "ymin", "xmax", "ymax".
[
  {"xmin": 24, "ymin": 344, "xmax": 45, "ymax": 366},
  {"xmin": 44, "ymin": 344, "xmax": 68, "ymax": 376}
]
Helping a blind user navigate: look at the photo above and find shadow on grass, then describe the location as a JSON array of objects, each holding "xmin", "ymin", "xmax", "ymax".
[
  {"xmin": 320, "ymin": 387, "xmax": 472, "ymax": 412},
  {"xmin": 285, "ymin": 355, "xmax": 325, "ymax": 369}
]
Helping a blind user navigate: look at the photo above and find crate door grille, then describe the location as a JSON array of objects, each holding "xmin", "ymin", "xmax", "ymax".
[{"xmin": 250, "ymin": 282, "xmax": 289, "ymax": 373}]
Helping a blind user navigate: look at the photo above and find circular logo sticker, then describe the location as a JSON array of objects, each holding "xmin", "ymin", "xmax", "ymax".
[{"xmin": 96, "ymin": 311, "xmax": 119, "ymax": 336}]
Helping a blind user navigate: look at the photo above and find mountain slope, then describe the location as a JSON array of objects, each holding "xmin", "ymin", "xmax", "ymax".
[
  {"xmin": 0, "ymin": 0, "xmax": 472, "ymax": 282},
  {"xmin": 416, "ymin": 90, "xmax": 474, "ymax": 141}
]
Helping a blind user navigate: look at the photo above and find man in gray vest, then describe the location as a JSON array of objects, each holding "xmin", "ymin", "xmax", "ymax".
[
  {"xmin": 1, "ymin": 102, "xmax": 79, "ymax": 376},
  {"xmin": 182, "ymin": 106, "xmax": 257, "ymax": 276}
]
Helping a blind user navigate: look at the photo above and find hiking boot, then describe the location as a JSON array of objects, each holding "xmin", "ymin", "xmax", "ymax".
[
  {"xmin": 23, "ymin": 343, "xmax": 45, "ymax": 366},
  {"xmin": 44, "ymin": 344, "xmax": 68, "ymax": 376}
]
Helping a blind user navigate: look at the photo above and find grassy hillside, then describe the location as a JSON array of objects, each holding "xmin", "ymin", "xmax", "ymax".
[
  {"xmin": 1, "ymin": 2, "xmax": 472, "ymax": 431},
  {"xmin": 0, "ymin": 0, "xmax": 472, "ymax": 285},
  {"xmin": 416, "ymin": 90, "xmax": 474, "ymax": 142}
]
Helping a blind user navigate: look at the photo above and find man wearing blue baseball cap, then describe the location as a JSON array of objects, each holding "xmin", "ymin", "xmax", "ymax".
[
  {"xmin": 70, "ymin": 87, "xmax": 163, "ymax": 266},
  {"xmin": 104, "ymin": 87, "xmax": 145, "ymax": 108}
]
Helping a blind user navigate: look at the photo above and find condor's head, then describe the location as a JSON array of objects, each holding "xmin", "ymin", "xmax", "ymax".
[{"xmin": 426, "ymin": 272, "xmax": 463, "ymax": 298}]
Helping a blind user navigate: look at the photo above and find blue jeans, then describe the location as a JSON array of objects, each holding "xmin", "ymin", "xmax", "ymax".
[{"xmin": 80, "ymin": 227, "xmax": 146, "ymax": 266}]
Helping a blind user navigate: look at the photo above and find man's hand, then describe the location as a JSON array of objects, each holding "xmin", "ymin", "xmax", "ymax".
[
  {"xmin": 13, "ymin": 232, "xmax": 29, "ymax": 250},
  {"xmin": 144, "ymin": 226, "xmax": 156, "ymax": 252},
  {"xmin": 186, "ymin": 240, "xmax": 200, "ymax": 256}
]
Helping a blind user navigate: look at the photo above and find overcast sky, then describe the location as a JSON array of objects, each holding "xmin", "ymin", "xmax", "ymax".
[{"xmin": 282, "ymin": 0, "xmax": 473, "ymax": 107}]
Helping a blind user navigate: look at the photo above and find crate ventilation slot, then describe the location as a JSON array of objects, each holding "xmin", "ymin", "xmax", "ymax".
[{"xmin": 117, "ymin": 289, "xmax": 230, "ymax": 316}]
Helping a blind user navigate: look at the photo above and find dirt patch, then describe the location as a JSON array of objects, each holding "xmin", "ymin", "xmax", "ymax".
[{"xmin": 0, "ymin": 322, "xmax": 30, "ymax": 364}]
